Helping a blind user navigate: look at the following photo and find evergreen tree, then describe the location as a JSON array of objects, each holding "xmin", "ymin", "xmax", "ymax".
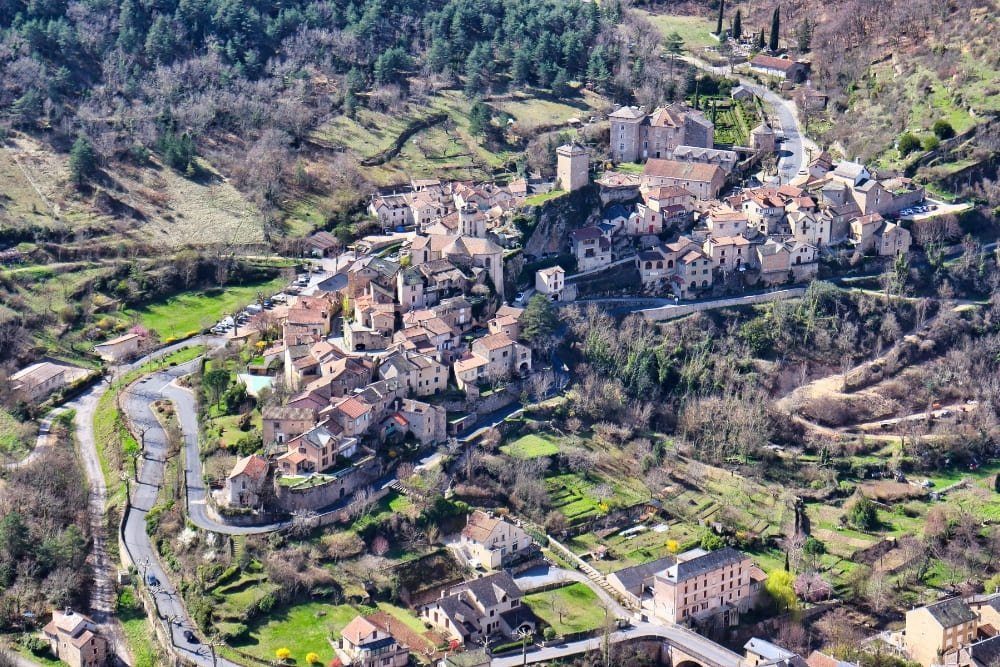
[
  {"xmin": 522, "ymin": 294, "xmax": 559, "ymax": 341},
  {"xmin": 994, "ymin": 474, "xmax": 1000, "ymax": 493},
  {"xmin": 756, "ymin": 29, "xmax": 765, "ymax": 51},
  {"xmin": 586, "ymin": 47, "xmax": 610, "ymax": 92},
  {"xmin": 69, "ymin": 135, "xmax": 97, "ymax": 184},
  {"xmin": 769, "ymin": 7, "xmax": 780, "ymax": 52},
  {"xmin": 468, "ymin": 101, "xmax": 492, "ymax": 138},
  {"xmin": 551, "ymin": 67, "xmax": 571, "ymax": 98},
  {"xmin": 715, "ymin": 0, "xmax": 725, "ymax": 36},
  {"xmin": 732, "ymin": 9, "xmax": 742, "ymax": 41},
  {"xmin": 796, "ymin": 18, "xmax": 812, "ymax": 53}
]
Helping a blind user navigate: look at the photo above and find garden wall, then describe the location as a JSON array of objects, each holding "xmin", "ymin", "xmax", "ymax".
[{"xmin": 273, "ymin": 459, "xmax": 382, "ymax": 512}]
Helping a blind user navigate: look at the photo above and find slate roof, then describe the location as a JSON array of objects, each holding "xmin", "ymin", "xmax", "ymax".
[
  {"xmin": 660, "ymin": 547, "xmax": 749, "ymax": 583},
  {"xmin": 609, "ymin": 555, "xmax": 676, "ymax": 594},
  {"xmin": 969, "ymin": 635, "xmax": 1000, "ymax": 667},
  {"xmin": 924, "ymin": 597, "xmax": 978, "ymax": 627},
  {"xmin": 464, "ymin": 571, "xmax": 522, "ymax": 608},
  {"xmin": 609, "ymin": 105, "xmax": 646, "ymax": 120}
]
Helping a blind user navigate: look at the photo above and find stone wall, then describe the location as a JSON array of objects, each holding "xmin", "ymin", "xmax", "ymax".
[
  {"xmin": 273, "ymin": 458, "xmax": 382, "ymax": 512},
  {"xmin": 641, "ymin": 287, "xmax": 807, "ymax": 321}
]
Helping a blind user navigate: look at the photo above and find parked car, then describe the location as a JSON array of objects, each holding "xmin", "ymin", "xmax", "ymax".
[
  {"xmin": 146, "ymin": 574, "xmax": 159, "ymax": 587},
  {"xmin": 514, "ymin": 292, "xmax": 525, "ymax": 304},
  {"xmin": 183, "ymin": 630, "xmax": 199, "ymax": 644}
]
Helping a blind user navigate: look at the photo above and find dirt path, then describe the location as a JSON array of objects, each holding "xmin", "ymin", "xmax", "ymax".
[
  {"xmin": 70, "ymin": 383, "xmax": 133, "ymax": 666},
  {"xmin": 775, "ymin": 299, "xmax": 980, "ymax": 441}
]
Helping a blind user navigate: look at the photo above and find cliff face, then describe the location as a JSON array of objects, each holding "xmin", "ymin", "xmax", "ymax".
[{"xmin": 523, "ymin": 186, "xmax": 602, "ymax": 258}]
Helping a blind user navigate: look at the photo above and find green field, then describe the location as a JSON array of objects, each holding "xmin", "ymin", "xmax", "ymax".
[
  {"xmin": 232, "ymin": 601, "xmax": 357, "ymax": 664},
  {"xmin": 0, "ymin": 408, "xmax": 31, "ymax": 461},
  {"xmin": 501, "ymin": 433, "xmax": 561, "ymax": 459},
  {"xmin": 120, "ymin": 276, "xmax": 287, "ymax": 339},
  {"xmin": 634, "ymin": 11, "xmax": 717, "ymax": 53},
  {"xmin": 523, "ymin": 583, "xmax": 606, "ymax": 635}
]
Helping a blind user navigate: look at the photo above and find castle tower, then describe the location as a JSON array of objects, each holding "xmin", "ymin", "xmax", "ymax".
[{"xmin": 556, "ymin": 143, "xmax": 589, "ymax": 193}]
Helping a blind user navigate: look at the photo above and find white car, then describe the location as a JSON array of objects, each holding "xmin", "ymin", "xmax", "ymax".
[{"xmin": 514, "ymin": 292, "xmax": 525, "ymax": 304}]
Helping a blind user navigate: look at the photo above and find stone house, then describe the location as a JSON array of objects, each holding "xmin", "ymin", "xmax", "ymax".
[
  {"xmin": 652, "ymin": 547, "xmax": 756, "ymax": 626},
  {"xmin": 788, "ymin": 210, "xmax": 830, "ymax": 248},
  {"xmin": 224, "ymin": 454, "xmax": 269, "ymax": 508},
  {"xmin": 307, "ymin": 231, "xmax": 340, "ymax": 257},
  {"xmin": 488, "ymin": 305, "xmax": 525, "ymax": 339},
  {"xmin": 904, "ymin": 597, "xmax": 978, "ymax": 667},
  {"xmin": 569, "ymin": 227, "xmax": 612, "ymax": 272},
  {"xmin": 610, "ymin": 103, "xmax": 714, "ymax": 164},
  {"xmin": 262, "ymin": 405, "xmax": 316, "ymax": 445},
  {"xmin": 705, "ymin": 209, "xmax": 749, "ymax": 239},
  {"xmin": 377, "ymin": 350, "xmax": 447, "ymax": 397},
  {"xmin": 443, "ymin": 236, "xmax": 504, "ymax": 301},
  {"xmin": 386, "ymin": 398, "xmax": 447, "ymax": 445},
  {"xmin": 850, "ymin": 213, "xmax": 911, "ymax": 255},
  {"xmin": 742, "ymin": 189, "xmax": 786, "ymax": 236},
  {"xmin": 368, "ymin": 193, "xmax": 413, "ymax": 231},
  {"xmin": 641, "ymin": 159, "xmax": 726, "ymax": 200},
  {"xmin": 453, "ymin": 353, "xmax": 490, "ymax": 391},
  {"xmin": 43, "ymin": 609, "xmax": 108, "ymax": 667},
  {"xmin": 457, "ymin": 510, "xmax": 534, "ymax": 569},
  {"xmin": 421, "ymin": 572, "xmax": 534, "ymax": 644},
  {"xmin": 327, "ymin": 396, "xmax": 374, "ymax": 438},
  {"xmin": 471, "ymin": 333, "xmax": 531, "ymax": 379}
]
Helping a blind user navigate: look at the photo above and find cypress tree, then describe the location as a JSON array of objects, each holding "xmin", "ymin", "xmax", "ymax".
[
  {"xmin": 994, "ymin": 474, "xmax": 1000, "ymax": 493},
  {"xmin": 716, "ymin": 0, "xmax": 725, "ymax": 36},
  {"xmin": 756, "ymin": 29, "xmax": 765, "ymax": 51},
  {"xmin": 769, "ymin": 7, "xmax": 780, "ymax": 52},
  {"xmin": 732, "ymin": 9, "xmax": 742, "ymax": 41}
]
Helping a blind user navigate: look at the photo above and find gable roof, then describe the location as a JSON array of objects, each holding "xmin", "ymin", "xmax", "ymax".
[
  {"xmin": 569, "ymin": 227, "xmax": 604, "ymax": 241},
  {"xmin": 462, "ymin": 510, "xmax": 503, "ymax": 543},
  {"xmin": 609, "ymin": 555, "xmax": 676, "ymax": 593},
  {"xmin": 474, "ymin": 332, "xmax": 516, "ymax": 352},
  {"xmin": 750, "ymin": 55, "xmax": 800, "ymax": 72},
  {"xmin": 923, "ymin": 597, "xmax": 977, "ymax": 627},
  {"xmin": 660, "ymin": 547, "xmax": 749, "ymax": 583},
  {"xmin": 334, "ymin": 396, "xmax": 372, "ymax": 419},
  {"xmin": 229, "ymin": 454, "xmax": 269, "ymax": 480},
  {"xmin": 341, "ymin": 616, "xmax": 382, "ymax": 646},
  {"xmin": 642, "ymin": 159, "xmax": 723, "ymax": 184},
  {"xmin": 464, "ymin": 571, "xmax": 522, "ymax": 608}
]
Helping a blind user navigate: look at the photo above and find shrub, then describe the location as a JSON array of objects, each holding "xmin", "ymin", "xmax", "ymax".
[
  {"xmin": 898, "ymin": 132, "xmax": 921, "ymax": 156},
  {"xmin": 276, "ymin": 647, "xmax": 291, "ymax": 661},
  {"xmin": 306, "ymin": 652, "xmax": 320, "ymax": 664},
  {"xmin": 543, "ymin": 627, "xmax": 557, "ymax": 641},
  {"xmin": 923, "ymin": 135, "xmax": 940, "ymax": 151},
  {"xmin": 932, "ymin": 119, "xmax": 955, "ymax": 139},
  {"xmin": 24, "ymin": 637, "xmax": 52, "ymax": 655}
]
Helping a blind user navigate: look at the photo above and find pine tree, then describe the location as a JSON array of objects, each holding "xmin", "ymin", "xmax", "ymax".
[
  {"xmin": 732, "ymin": 9, "xmax": 742, "ymax": 41},
  {"xmin": 69, "ymin": 135, "xmax": 97, "ymax": 185},
  {"xmin": 716, "ymin": 0, "xmax": 725, "ymax": 36},
  {"xmin": 769, "ymin": 7, "xmax": 780, "ymax": 52}
]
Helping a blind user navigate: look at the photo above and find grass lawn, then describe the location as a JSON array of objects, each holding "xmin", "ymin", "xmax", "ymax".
[
  {"xmin": 120, "ymin": 600, "xmax": 162, "ymax": 667},
  {"xmin": 501, "ymin": 433, "xmax": 561, "ymax": 459},
  {"xmin": 375, "ymin": 602, "xmax": 428, "ymax": 634},
  {"xmin": 525, "ymin": 190, "xmax": 566, "ymax": 206},
  {"xmin": 523, "ymin": 583, "xmax": 606, "ymax": 635},
  {"xmin": 232, "ymin": 601, "xmax": 357, "ymax": 664},
  {"xmin": 8, "ymin": 642, "xmax": 66, "ymax": 666},
  {"xmin": 0, "ymin": 407, "xmax": 31, "ymax": 461},
  {"xmin": 634, "ymin": 10, "xmax": 717, "ymax": 52},
  {"xmin": 120, "ymin": 275, "xmax": 287, "ymax": 340}
]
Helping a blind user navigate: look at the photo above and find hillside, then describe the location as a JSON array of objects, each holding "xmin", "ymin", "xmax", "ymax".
[{"xmin": 638, "ymin": 0, "xmax": 1000, "ymax": 201}]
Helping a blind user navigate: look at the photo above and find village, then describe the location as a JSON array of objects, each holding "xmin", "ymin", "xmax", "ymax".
[{"xmin": 5, "ymin": 52, "xmax": 993, "ymax": 667}]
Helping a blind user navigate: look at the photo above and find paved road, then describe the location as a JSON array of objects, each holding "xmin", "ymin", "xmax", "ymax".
[
  {"xmin": 491, "ymin": 619, "xmax": 743, "ymax": 667},
  {"xmin": 680, "ymin": 55, "xmax": 812, "ymax": 182}
]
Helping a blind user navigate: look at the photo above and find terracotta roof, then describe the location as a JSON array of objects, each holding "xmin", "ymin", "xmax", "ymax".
[
  {"xmin": 538, "ymin": 265, "xmax": 564, "ymax": 277},
  {"xmin": 645, "ymin": 185, "xmax": 693, "ymax": 200},
  {"xmin": 475, "ymin": 332, "xmax": 515, "ymax": 352},
  {"xmin": 642, "ymin": 159, "xmax": 723, "ymax": 183},
  {"xmin": 229, "ymin": 454, "xmax": 269, "ymax": 480},
  {"xmin": 495, "ymin": 305, "xmax": 525, "ymax": 319},
  {"xmin": 278, "ymin": 449, "xmax": 308, "ymax": 465},
  {"xmin": 462, "ymin": 509, "xmax": 502, "ymax": 543},
  {"xmin": 422, "ymin": 317, "xmax": 455, "ymax": 337},
  {"xmin": 392, "ymin": 413, "xmax": 409, "ymax": 426},
  {"xmin": 680, "ymin": 250, "xmax": 704, "ymax": 263},
  {"xmin": 750, "ymin": 55, "xmax": 800, "ymax": 72},
  {"xmin": 341, "ymin": 616, "xmax": 381, "ymax": 646},
  {"xmin": 709, "ymin": 210, "xmax": 747, "ymax": 222},
  {"xmin": 454, "ymin": 354, "xmax": 489, "ymax": 374},
  {"xmin": 335, "ymin": 396, "xmax": 371, "ymax": 419}
]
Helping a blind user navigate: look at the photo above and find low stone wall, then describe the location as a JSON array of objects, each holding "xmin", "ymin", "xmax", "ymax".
[{"xmin": 641, "ymin": 287, "xmax": 807, "ymax": 321}]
